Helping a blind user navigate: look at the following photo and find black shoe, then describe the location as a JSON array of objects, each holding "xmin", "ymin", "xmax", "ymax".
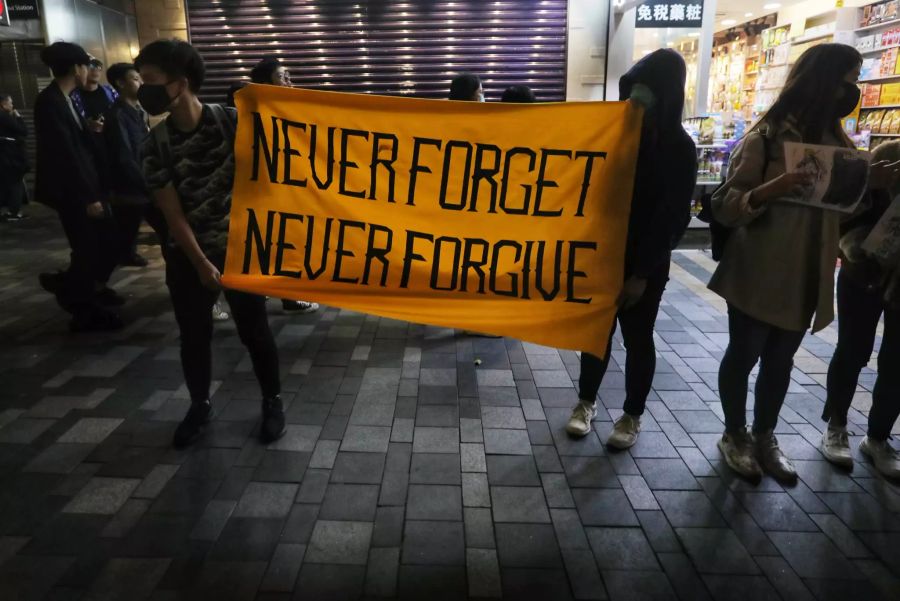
[
  {"xmin": 260, "ymin": 396, "xmax": 286, "ymax": 443},
  {"xmin": 120, "ymin": 253, "xmax": 148, "ymax": 267},
  {"xmin": 95, "ymin": 287, "xmax": 126, "ymax": 306},
  {"xmin": 69, "ymin": 307, "xmax": 124, "ymax": 332},
  {"xmin": 174, "ymin": 401, "xmax": 215, "ymax": 448},
  {"xmin": 39, "ymin": 271, "xmax": 65, "ymax": 295}
]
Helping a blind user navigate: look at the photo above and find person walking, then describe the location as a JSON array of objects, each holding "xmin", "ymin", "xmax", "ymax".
[
  {"xmin": 136, "ymin": 40, "xmax": 285, "ymax": 447},
  {"xmin": 34, "ymin": 42, "xmax": 122, "ymax": 331},
  {"xmin": 821, "ymin": 140, "xmax": 900, "ymax": 478},
  {"xmin": 0, "ymin": 93, "xmax": 28, "ymax": 221},
  {"xmin": 248, "ymin": 56, "xmax": 320, "ymax": 316},
  {"xmin": 565, "ymin": 49, "xmax": 697, "ymax": 449},
  {"xmin": 709, "ymin": 44, "xmax": 894, "ymax": 482}
]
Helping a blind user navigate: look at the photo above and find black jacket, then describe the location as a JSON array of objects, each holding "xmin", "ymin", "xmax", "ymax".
[
  {"xmin": 33, "ymin": 81, "xmax": 104, "ymax": 208},
  {"xmin": 0, "ymin": 110, "xmax": 28, "ymax": 182},
  {"xmin": 104, "ymin": 98, "xmax": 149, "ymax": 200},
  {"xmin": 619, "ymin": 49, "xmax": 698, "ymax": 278}
]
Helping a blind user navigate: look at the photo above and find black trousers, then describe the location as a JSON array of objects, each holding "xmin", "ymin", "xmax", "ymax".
[
  {"xmin": 578, "ymin": 262, "xmax": 670, "ymax": 416},
  {"xmin": 166, "ymin": 248, "xmax": 281, "ymax": 403},
  {"xmin": 0, "ymin": 178, "xmax": 25, "ymax": 215},
  {"xmin": 57, "ymin": 203, "xmax": 119, "ymax": 310},
  {"xmin": 718, "ymin": 304, "xmax": 806, "ymax": 434},
  {"xmin": 823, "ymin": 270, "xmax": 900, "ymax": 441}
]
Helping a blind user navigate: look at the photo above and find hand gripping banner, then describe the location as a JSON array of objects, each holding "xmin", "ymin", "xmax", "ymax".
[{"xmin": 222, "ymin": 84, "xmax": 641, "ymax": 357}]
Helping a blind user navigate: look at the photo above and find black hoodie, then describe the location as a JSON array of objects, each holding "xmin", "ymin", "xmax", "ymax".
[{"xmin": 619, "ymin": 49, "xmax": 697, "ymax": 278}]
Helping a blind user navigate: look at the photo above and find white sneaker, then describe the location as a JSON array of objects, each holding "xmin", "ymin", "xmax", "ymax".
[
  {"xmin": 282, "ymin": 300, "xmax": 319, "ymax": 314},
  {"xmin": 607, "ymin": 413, "xmax": 641, "ymax": 450},
  {"xmin": 717, "ymin": 428, "xmax": 762, "ymax": 479},
  {"xmin": 859, "ymin": 437, "xmax": 900, "ymax": 479},
  {"xmin": 821, "ymin": 426, "xmax": 853, "ymax": 469},
  {"xmin": 565, "ymin": 401, "xmax": 597, "ymax": 437},
  {"xmin": 212, "ymin": 300, "xmax": 230, "ymax": 322}
]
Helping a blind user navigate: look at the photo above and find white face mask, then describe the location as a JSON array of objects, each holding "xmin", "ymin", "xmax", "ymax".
[{"xmin": 630, "ymin": 83, "xmax": 657, "ymax": 111}]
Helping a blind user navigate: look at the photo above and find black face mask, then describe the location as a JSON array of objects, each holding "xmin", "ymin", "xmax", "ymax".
[
  {"xmin": 834, "ymin": 82, "xmax": 861, "ymax": 119},
  {"xmin": 138, "ymin": 82, "xmax": 176, "ymax": 116}
]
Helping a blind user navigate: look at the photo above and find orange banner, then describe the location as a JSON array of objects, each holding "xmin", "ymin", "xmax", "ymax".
[{"xmin": 222, "ymin": 84, "xmax": 641, "ymax": 357}]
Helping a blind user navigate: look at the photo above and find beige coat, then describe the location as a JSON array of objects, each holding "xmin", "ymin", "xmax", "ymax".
[{"xmin": 708, "ymin": 121, "xmax": 842, "ymax": 333}]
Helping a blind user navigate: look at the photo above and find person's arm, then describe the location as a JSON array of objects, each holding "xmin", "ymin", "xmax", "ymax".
[
  {"xmin": 153, "ymin": 184, "xmax": 221, "ymax": 290},
  {"xmin": 105, "ymin": 109, "xmax": 146, "ymax": 193},
  {"xmin": 712, "ymin": 131, "xmax": 810, "ymax": 227}
]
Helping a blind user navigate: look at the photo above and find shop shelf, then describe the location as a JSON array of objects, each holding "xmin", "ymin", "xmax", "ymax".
[
  {"xmin": 791, "ymin": 32, "xmax": 834, "ymax": 44},
  {"xmin": 861, "ymin": 103, "xmax": 900, "ymax": 109},
  {"xmin": 855, "ymin": 18, "xmax": 900, "ymax": 34},
  {"xmin": 859, "ymin": 43, "xmax": 900, "ymax": 56},
  {"xmin": 860, "ymin": 74, "xmax": 900, "ymax": 83},
  {"xmin": 870, "ymin": 133, "xmax": 900, "ymax": 137}
]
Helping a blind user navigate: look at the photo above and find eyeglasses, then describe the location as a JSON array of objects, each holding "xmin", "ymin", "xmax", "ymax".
[{"xmin": 89, "ymin": 61, "xmax": 103, "ymax": 70}]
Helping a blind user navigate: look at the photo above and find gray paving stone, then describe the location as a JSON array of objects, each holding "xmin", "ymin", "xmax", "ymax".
[
  {"xmin": 735, "ymin": 491, "xmax": 818, "ymax": 532},
  {"xmin": 260, "ymin": 543, "xmax": 306, "ymax": 592},
  {"xmin": 675, "ymin": 528, "xmax": 759, "ymax": 575},
  {"xmin": 190, "ymin": 500, "xmax": 237, "ymax": 541},
  {"xmin": 340, "ymin": 425, "xmax": 391, "ymax": 453},
  {"xmin": 754, "ymin": 556, "xmax": 816, "ymax": 601},
  {"xmin": 402, "ymin": 520, "xmax": 465, "ymax": 565},
  {"xmin": 701, "ymin": 575, "xmax": 780, "ymax": 601},
  {"xmin": 654, "ymin": 490, "xmax": 726, "ymax": 527},
  {"xmin": 330, "ymin": 451, "xmax": 385, "ymax": 484},
  {"xmin": 63, "ymin": 477, "xmax": 140, "ymax": 515},
  {"xmin": 586, "ymin": 527, "xmax": 658, "ymax": 571},
  {"xmin": 233, "ymin": 482, "xmax": 297, "ymax": 518},
  {"xmin": 365, "ymin": 546, "xmax": 400, "ymax": 597},
  {"xmin": 541, "ymin": 473, "xmax": 576, "ymax": 508},
  {"xmin": 305, "ymin": 520, "xmax": 373, "ymax": 565},
  {"xmin": 372, "ymin": 506, "xmax": 405, "ymax": 548},
  {"xmin": 486, "ymin": 455, "xmax": 540, "ymax": 486},
  {"xmin": 496, "ymin": 523, "xmax": 563, "ymax": 567},
  {"xmin": 296, "ymin": 469, "xmax": 331, "ymax": 504},
  {"xmin": 281, "ymin": 504, "xmax": 320, "ymax": 544},
  {"xmin": 619, "ymin": 475, "xmax": 660, "ymax": 510},
  {"xmin": 635, "ymin": 457, "xmax": 700, "ymax": 490},
  {"xmin": 483, "ymin": 428, "xmax": 532, "ymax": 455},
  {"xmin": 477, "ymin": 369, "xmax": 515, "ymax": 387},
  {"xmin": 561, "ymin": 456, "xmax": 618, "ymax": 488},
  {"xmin": 407, "ymin": 484, "xmax": 462, "ymax": 520},
  {"xmin": 268, "ymin": 425, "xmax": 321, "ymax": 452},
  {"xmin": 57, "ymin": 418, "xmax": 123, "ymax": 444},
  {"xmin": 602, "ymin": 569, "xmax": 676, "ymax": 600},
  {"xmin": 295, "ymin": 562, "xmax": 365, "ymax": 600},
  {"xmin": 809, "ymin": 513, "xmax": 873, "ymax": 558},
  {"xmin": 481, "ymin": 406, "xmax": 526, "ymax": 429},
  {"xmin": 308, "ymin": 439, "xmax": 340, "ymax": 469},
  {"xmin": 491, "ymin": 486, "xmax": 551, "ymax": 523},
  {"xmin": 526, "ymin": 420, "xmax": 555, "ymax": 445},
  {"xmin": 23, "ymin": 443, "xmax": 95, "ymax": 474},
  {"xmin": 478, "ymin": 386, "xmax": 521, "ymax": 406},
  {"xmin": 572, "ymin": 488, "xmax": 639, "ymax": 526},
  {"xmin": 768, "ymin": 531, "xmax": 864, "ymax": 580},
  {"xmin": 459, "ymin": 418, "xmax": 484, "ymax": 443},
  {"xmin": 101, "ymin": 498, "xmax": 151, "ymax": 538},
  {"xmin": 461, "ymin": 443, "xmax": 487, "ymax": 472},
  {"xmin": 416, "ymin": 405, "xmax": 459, "ymax": 427},
  {"xmin": 413, "ymin": 427, "xmax": 460, "ymax": 453},
  {"xmin": 318, "ymin": 483, "xmax": 379, "ymax": 521},
  {"xmin": 410, "ymin": 452, "xmax": 461, "ymax": 484},
  {"xmin": 463, "ymin": 506, "xmax": 498, "ymax": 552},
  {"xmin": 85, "ymin": 557, "xmax": 170, "ymax": 601},
  {"xmin": 467, "ymin": 548, "xmax": 502, "ymax": 598}
]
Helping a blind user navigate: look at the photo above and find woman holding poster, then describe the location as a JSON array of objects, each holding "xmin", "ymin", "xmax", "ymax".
[
  {"xmin": 710, "ymin": 44, "xmax": 898, "ymax": 483},
  {"xmin": 821, "ymin": 139, "xmax": 900, "ymax": 478}
]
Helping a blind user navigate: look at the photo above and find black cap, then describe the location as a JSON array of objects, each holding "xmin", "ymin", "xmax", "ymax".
[{"xmin": 41, "ymin": 41, "xmax": 92, "ymax": 75}]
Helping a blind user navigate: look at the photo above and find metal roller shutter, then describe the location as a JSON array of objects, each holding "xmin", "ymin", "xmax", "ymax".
[{"xmin": 185, "ymin": 0, "xmax": 568, "ymax": 103}]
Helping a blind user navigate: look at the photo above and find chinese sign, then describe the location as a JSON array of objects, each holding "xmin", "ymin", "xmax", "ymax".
[{"xmin": 635, "ymin": 1, "xmax": 703, "ymax": 28}]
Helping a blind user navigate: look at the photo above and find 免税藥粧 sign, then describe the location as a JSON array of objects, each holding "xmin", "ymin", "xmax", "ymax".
[
  {"xmin": 222, "ymin": 85, "xmax": 642, "ymax": 357},
  {"xmin": 635, "ymin": 1, "xmax": 703, "ymax": 28}
]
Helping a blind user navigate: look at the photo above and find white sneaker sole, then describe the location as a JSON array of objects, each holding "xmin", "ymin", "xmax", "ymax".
[
  {"xmin": 820, "ymin": 444, "xmax": 853, "ymax": 469},
  {"xmin": 860, "ymin": 441, "xmax": 900, "ymax": 479},
  {"xmin": 565, "ymin": 422, "xmax": 592, "ymax": 438},
  {"xmin": 607, "ymin": 433, "xmax": 638, "ymax": 450}
]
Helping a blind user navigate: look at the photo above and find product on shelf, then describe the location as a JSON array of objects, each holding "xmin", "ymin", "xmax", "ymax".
[
  {"xmin": 882, "ymin": 82, "xmax": 900, "ymax": 104},
  {"xmin": 861, "ymin": 1, "xmax": 900, "ymax": 28},
  {"xmin": 863, "ymin": 83, "xmax": 883, "ymax": 107},
  {"xmin": 882, "ymin": 48, "xmax": 900, "ymax": 75}
]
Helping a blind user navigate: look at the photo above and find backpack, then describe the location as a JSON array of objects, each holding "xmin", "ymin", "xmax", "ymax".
[
  {"xmin": 151, "ymin": 103, "xmax": 235, "ymax": 171},
  {"xmin": 697, "ymin": 128, "xmax": 772, "ymax": 261}
]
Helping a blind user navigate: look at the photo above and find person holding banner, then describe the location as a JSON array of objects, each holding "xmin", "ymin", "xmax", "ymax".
[
  {"xmin": 566, "ymin": 49, "xmax": 697, "ymax": 449},
  {"xmin": 821, "ymin": 139, "xmax": 900, "ymax": 478},
  {"xmin": 709, "ymin": 44, "xmax": 898, "ymax": 482},
  {"xmin": 135, "ymin": 40, "xmax": 285, "ymax": 447},
  {"xmin": 248, "ymin": 56, "xmax": 320, "ymax": 316},
  {"xmin": 449, "ymin": 72, "xmax": 484, "ymax": 102}
]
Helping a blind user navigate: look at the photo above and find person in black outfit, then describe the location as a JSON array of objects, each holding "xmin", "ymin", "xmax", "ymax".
[
  {"xmin": 248, "ymin": 56, "xmax": 319, "ymax": 315},
  {"xmin": 0, "ymin": 94, "xmax": 28, "ymax": 221},
  {"xmin": 34, "ymin": 42, "xmax": 122, "ymax": 332},
  {"xmin": 71, "ymin": 57, "xmax": 118, "ymax": 131},
  {"xmin": 136, "ymin": 40, "xmax": 284, "ymax": 447},
  {"xmin": 104, "ymin": 62, "xmax": 167, "ymax": 267},
  {"xmin": 501, "ymin": 85, "xmax": 536, "ymax": 103},
  {"xmin": 449, "ymin": 73, "xmax": 484, "ymax": 101},
  {"xmin": 565, "ymin": 49, "xmax": 698, "ymax": 448}
]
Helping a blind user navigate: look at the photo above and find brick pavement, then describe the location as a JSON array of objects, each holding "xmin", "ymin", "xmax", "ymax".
[{"xmin": 0, "ymin": 207, "xmax": 899, "ymax": 600}]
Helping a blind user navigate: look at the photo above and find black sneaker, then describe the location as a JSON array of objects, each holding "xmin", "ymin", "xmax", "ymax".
[
  {"xmin": 120, "ymin": 253, "xmax": 148, "ymax": 267},
  {"xmin": 174, "ymin": 401, "xmax": 215, "ymax": 448},
  {"xmin": 281, "ymin": 300, "xmax": 320, "ymax": 314},
  {"xmin": 260, "ymin": 396, "xmax": 286, "ymax": 443},
  {"xmin": 95, "ymin": 287, "xmax": 126, "ymax": 306}
]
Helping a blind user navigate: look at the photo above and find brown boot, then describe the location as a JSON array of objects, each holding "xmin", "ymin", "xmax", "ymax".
[{"xmin": 756, "ymin": 430, "xmax": 797, "ymax": 484}]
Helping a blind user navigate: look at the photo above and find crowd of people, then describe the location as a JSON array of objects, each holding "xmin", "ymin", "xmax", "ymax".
[{"xmin": 15, "ymin": 38, "xmax": 899, "ymax": 478}]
